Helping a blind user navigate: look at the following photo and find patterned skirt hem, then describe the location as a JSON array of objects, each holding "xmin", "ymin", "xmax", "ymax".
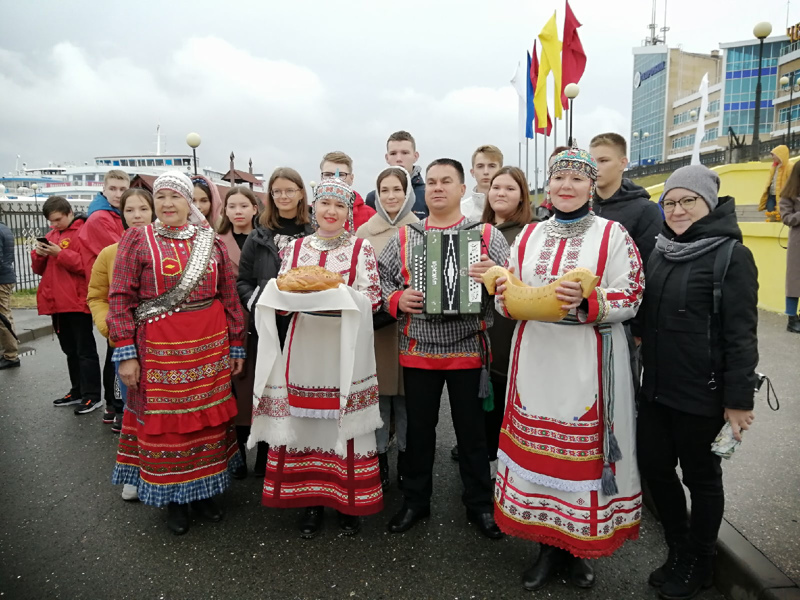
[
  {"xmin": 261, "ymin": 494, "xmax": 384, "ymax": 516},
  {"xmin": 494, "ymin": 505, "xmax": 640, "ymax": 559}
]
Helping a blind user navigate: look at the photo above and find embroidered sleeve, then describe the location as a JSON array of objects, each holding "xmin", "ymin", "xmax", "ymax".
[
  {"xmin": 354, "ymin": 240, "xmax": 382, "ymax": 312},
  {"xmin": 215, "ymin": 240, "xmax": 246, "ymax": 346},
  {"xmin": 278, "ymin": 238, "xmax": 300, "ymax": 276},
  {"xmin": 108, "ymin": 228, "xmax": 146, "ymax": 346},
  {"xmin": 578, "ymin": 223, "xmax": 644, "ymax": 324},
  {"xmin": 377, "ymin": 231, "xmax": 405, "ymax": 318}
]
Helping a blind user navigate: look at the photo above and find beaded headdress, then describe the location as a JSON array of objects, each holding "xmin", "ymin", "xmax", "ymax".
[
  {"xmin": 311, "ymin": 176, "xmax": 355, "ymax": 231},
  {"xmin": 153, "ymin": 171, "xmax": 208, "ymax": 226},
  {"xmin": 548, "ymin": 148, "xmax": 598, "ymax": 182}
]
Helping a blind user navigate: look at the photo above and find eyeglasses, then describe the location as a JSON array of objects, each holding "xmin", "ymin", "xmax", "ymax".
[
  {"xmin": 321, "ymin": 172, "xmax": 350, "ymax": 179},
  {"xmin": 271, "ymin": 189, "xmax": 300, "ymax": 199},
  {"xmin": 660, "ymin": 196, "xmax": 700, "ymax": 213}
]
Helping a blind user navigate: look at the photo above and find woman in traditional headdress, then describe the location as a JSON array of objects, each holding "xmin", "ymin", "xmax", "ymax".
[
  {"xmin": 493, "ymin": 149, "xmax": 644, "ymax": 591},
  {"xmin": 250, "ymin": 176, "xmax": 383, "ymax": 539},
  {"xmin": 356, "ymin": 166, "xmax": 418, "ymax": 489},
  {"xmin": 108, "ymin": 171, "xmax": 246, "ymax": 535}
]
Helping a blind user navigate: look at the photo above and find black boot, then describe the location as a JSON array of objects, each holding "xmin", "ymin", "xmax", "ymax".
[
  {"xmin": 299, "ymin": 506, "xmax": 324, "ymax": 539},
  {"xmin": 167, "ymin": 502, "xmax": 190, "ymax": 535},
  {"xmin": 568, "ymin": 555, "xmax": 595, "ymax": 588},
  {"xmin": 522, "ymin": 544, "xmax": 566, "ymax": 591},
  {"xmin": 378, "ymin": 452, "xmax": 390, "ymax": 490},
  {"xmin": 788, "ymin": 315, "xmax": 800, "ymax": 334},
  {"xmin": 650, "ymin": 542, "xmax": 684, "ymax": 587},
  {"xmin": 232, "ymin": 426, "xmax": 249, "ymax": 479},
  {"xmin": 337, "ymin": 511, "xmax": 361, "ymax": 535},
  {"xmin": 396, "ymin": 451, "xmax": 406, "ymax": 489},
  {"xmin": 253, "ymin": 442, "xmax": 269, "ymax": 477},
  {"xmin": 190, "ymin": 497, "xmax": 223, "ymax": 522},
  {"xmin": 659, "ymin": 553, "xmax": 714, "ymax": 600}
]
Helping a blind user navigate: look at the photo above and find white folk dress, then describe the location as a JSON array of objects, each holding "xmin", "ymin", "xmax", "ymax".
[
  {"xmin": 250, "ymin": 233, "xmax": 384, "ymax": 515},
  {"xmin": 493, "ymin": 212, "xmax": 645, "ymax": 558}
]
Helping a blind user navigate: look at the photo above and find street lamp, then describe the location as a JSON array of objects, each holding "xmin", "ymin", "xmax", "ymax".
[
  {"xmin": 565, "ymin": 83, "xmax": 580, "ymax": 146},
  {"xmin": 752, "ymin": 21, "xmax": 773, "ymax": 160},
  {"xmin": 690, "ymin": 109, "xmax": 698, "ymax": 120},
  {"xmin": 31, "ymin": 183, "xmax": 38, "ymax": 209},
  {"xmin": 633, "ymin": 130, "xmax": 650, "ymax": 166},
  {"xmin": 780, "ymin": 73, "xmax": 800, "ymax": 148},
  {"xmin": 186, "ymin": 132, "xmax": 201, "ymax": 175}
]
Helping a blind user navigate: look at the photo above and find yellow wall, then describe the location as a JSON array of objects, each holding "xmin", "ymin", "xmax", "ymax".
[
  {"xmin": 643, "ymin": 163, "xmax": 793, "ymax": 313},
  {"xmin": 740, "ymin": 222, "xmax": 789, "ymax": 313}
]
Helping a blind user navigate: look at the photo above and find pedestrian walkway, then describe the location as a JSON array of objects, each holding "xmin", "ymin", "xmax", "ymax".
[{"xmin": 0, "ymin": 314, "xmax": 797, "ymax": 599}]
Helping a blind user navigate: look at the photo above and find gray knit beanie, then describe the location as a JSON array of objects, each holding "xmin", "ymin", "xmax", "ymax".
[{"xmin": 663, "ymin": 165, "xmax": 720, "ymax": 211}]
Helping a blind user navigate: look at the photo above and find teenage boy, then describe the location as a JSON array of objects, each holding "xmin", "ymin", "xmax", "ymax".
[
  {"xmin": 78, "ymin": 169, "xmax": 129, "ymax": 424},
  {"xmin": 589, "ymin": 133, "xmax": 662, "ymax": 267},
  {"xmin": 0, "ymin": 218, "xmax": 19, "ymax": 369},
  {"xmin": 378, "ymin": 158, "xmax": 509, "ymax": 539},
  {"xmin": 366, "ymin": 131, "xmax": 427, "ymax": 219},
  {"xmin": 461, "ymin": 145, "xmax": 503, "ymax": 220},
  {"xmin": 319, "ymin": 151, "xmax": 375, "ymax": 230},
  {"xmin": 32, "ymin": 196, "xmax": 102, "ymax": 414}
]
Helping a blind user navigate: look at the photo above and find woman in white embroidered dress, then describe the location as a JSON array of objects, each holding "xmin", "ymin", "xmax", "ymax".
[
  {"xmin": 250, "ymin": 177, "xmax": 383, "ymax": 539},
  {"xmin": 493, "ymin": 148, "xmax": 644, "ymax": 591}
]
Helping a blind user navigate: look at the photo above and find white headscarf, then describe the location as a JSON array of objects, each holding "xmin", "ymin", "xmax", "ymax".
[
  {"xmin": 153, "ymin": 171, "xmax": 209, "ymax": 227},
  {"xmin": 374, "ymin": 166, "xmax": 416, "ymax": 226}
]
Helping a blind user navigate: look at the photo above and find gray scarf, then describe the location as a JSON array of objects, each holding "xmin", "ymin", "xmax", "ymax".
[
  {"xmin": 654, "ymin": 233, "xmax": 728, "ymax": 262},
  {"xmin": 374, "ymin": 166, "xmax": 416, "ymax": 226}
]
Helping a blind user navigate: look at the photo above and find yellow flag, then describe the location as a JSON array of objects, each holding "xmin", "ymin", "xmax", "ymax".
[{"xmin": 534, "ymin": 12, "xmax": 563, "ymax": 126}]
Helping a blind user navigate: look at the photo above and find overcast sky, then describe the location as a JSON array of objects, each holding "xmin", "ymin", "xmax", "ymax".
[{"xmin": 0, "ymin": 0, "xmax": 790, "ymax": 191}]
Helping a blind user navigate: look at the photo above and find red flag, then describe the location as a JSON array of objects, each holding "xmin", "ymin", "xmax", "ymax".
[
  {"xmin": 530, "ymin": 40, "xmax": 553, "ymax": 136},
  {"xmin": 561, "ymin": 0, "xmax": 587, "ymax": 110}
]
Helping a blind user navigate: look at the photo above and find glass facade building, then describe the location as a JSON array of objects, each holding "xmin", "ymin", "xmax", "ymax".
[
  {"xmin": 722, "ymin": 40, "xmax": 784, "ymax": 137},
  {"xmin": 631, "ymin": 49, "xmax": 669, "ymax": 164}
]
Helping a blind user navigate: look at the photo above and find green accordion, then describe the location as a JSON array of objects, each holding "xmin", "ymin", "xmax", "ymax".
[{"xmin": 411, "ymin": 229, "xmax": 483, "ymax": 315}]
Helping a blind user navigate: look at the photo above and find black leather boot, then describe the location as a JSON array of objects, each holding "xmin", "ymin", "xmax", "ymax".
[
  {"xmin": 190, "ymin": 497, "xmax": 223, "ymax": 522},
  {"xmin": 568, "ymin": 555, "xmax": 596, "ymax": 588},
  {"xmin": 167, "ymin": 502, "xmax": 190, "ymax": 535},
  {"xmin": 299, "ymin": 506, "xmax": 324, "ymax": 539},
  {"xmin": 659, "ymin": 553, "xmax": 714, "ymax": 600},
  {"xmin": 650, "ymin": 542, "xmax": 683, "ymax": 587},
  {"xmin": 522, "ymin": 544, "xmax": 566, "ymax": 591},
  {"xmin": 337, "ymin": 511, "xmax": 361, "ymax": 535},
  {"xmin": 396, "ymin": 451, "xmax": 406, "ymax": 489},
  {"xmin": 253, "ymin": 442, "xmax": 269, "ymax": 477},
  {"xmin": 378, "ymin": 452, "xmax": 390, "ymax": 490},
  {"xmin": 788, "ymin": 315, "xmax": 800, "ymax": 334}
]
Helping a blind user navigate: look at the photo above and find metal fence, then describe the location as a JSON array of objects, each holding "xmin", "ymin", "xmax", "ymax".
[{"xmin": 0, "ymin": 199, "xmax": 90, "ymax": 290}]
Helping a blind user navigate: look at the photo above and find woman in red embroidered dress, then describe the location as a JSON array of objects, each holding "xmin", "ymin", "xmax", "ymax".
[
  {"xmin": 249, "ymin": 176, "xmax": 383, "ymax": 539},
  {"xmin": 493, "ymin": 149, "xmax": 644, "ymax": 591},
  {"xmin": 109, "ymin": 171, "xmax": 246, "ymax": 535}
]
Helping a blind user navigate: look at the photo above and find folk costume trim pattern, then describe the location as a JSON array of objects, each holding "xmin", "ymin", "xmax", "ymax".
[{"xmin": 493, "ymin": 213, "xmax": 644, "ymax": 558}]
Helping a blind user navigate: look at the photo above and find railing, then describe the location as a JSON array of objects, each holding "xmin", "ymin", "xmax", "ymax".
[
  {"xmin": 0, "ymin": 199, "xmax": 90, "ymax": 290},
  {"xmin": 44, "ymin": 181, "xmax": 104, "ymax": 188},
  {"xmin": 626, "ymin": 149, "xmax": 727, "ymax": 179}
]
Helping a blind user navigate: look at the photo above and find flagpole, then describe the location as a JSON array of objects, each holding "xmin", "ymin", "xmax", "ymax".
[
  {"xmin": 519, "ymin": 142, "xmax": 523, "ymax": 170},
  {"xmin": 525, "ymin": 138, "xmax": 530, "ymax": 181},
  {"xmin": 534, "ymin": 133, "xmax": 539, "ymax": 204},
  {"xmin": 543, "ymin": 132, "xmax": 548, "ymax": 204}
]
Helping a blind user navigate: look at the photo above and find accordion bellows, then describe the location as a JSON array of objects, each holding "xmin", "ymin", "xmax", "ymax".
[
  {"xmin": 482, "ymin": 266, "xmax": 600, "ymax": 322},
  {"xmin": 276, "ymin": 266, "xmax": 345, "ymax": 292}
]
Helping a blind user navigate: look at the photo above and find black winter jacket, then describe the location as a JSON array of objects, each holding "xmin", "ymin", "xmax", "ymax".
[
  {"xmin": 639, "ymin": 196, "xmax": 759, "ymax": 417},
  {"xmin": 594, "ymin": 179, "xmax": 663, "ymax": 270}
]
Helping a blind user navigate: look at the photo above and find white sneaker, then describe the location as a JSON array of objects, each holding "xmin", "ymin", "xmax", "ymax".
[{"xmin": 121, "ymin": 484, "xmax": 139, "ymax": 501}]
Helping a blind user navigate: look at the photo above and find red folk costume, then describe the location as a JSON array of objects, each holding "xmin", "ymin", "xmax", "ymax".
[
  {"xmin": 250, "ymin": 177, "xmax": 384, "ymax": 516},
  {"xmin": 108, "ymin": 172, "xmax": 245, "ymax": 507}
]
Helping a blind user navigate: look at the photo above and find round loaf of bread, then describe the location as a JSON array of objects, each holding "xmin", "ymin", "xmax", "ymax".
[{"xmin": 276, "ymin": 265, "xmax": 345, "ymax": 292}]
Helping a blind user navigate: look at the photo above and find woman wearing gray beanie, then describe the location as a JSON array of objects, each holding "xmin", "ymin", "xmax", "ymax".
[
  {"xmin": 778, "ymin": 161, "xmax": 800, "ymax": 333},
  {"xmin": 637, "ymin": 164, "xmax": 759, "ymax": 600}
]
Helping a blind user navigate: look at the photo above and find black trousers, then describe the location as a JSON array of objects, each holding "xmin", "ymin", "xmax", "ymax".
[
  {"xmin": 53, "ymin": 312, "xmax": 101, "ymax": 402},
  {"xmin": 485, "ymin": 372, "xmax": 508, "ymax": 462},
  {"xmin": 402, "ymin": 367, "xmax": 493, "ymax": 513},
  {"xmin": 103, "ymin": 341, "xmax": 123, "ymax": 413},
  {"xmin": 637, "ymin": 400, "xmax": 725, "ymax": 556}
]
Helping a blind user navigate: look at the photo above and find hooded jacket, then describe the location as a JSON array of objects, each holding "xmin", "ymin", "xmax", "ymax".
[
  {"xmin": 350, "ymin": 191, "xmax": 376, "ymax": 232},
  {"xmin": 79, "ymin": 193, "xmax": 124, "ymax": 280},
  {"xmin": 461, "ymin": 187, "xmax": 486, "ymax": 222},
  {"xmin": 365, "ymin": 165, "xmax": 428, "ymax": 219},
  {"xmin": 640, "ymin": 196, "xmax": 759, "ymax": 417},
  {"xmin": 593, "ymin": 178, "xmax": 663, "ymax": 270},
  {"xmin": 758, "ymin": 144, "xmax": 790, "ymax": 213},
  {"xmin": 32, "ymin": 214, "xmax": 91, "ymax": 315},
  {"xmin": 0, "ymin": 221, "xmax": 14, "ymax": 285}
]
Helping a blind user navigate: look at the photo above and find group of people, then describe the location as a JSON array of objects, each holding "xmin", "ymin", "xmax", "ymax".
[{"xmin": 12, "ymin": 127, "xmax": 774, "ymax": 600}]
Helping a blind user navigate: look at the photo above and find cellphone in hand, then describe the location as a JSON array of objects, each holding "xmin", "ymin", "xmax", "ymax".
[{"xmin": 36, "ymin": 237, "xmax": 51, "ymax": 245}]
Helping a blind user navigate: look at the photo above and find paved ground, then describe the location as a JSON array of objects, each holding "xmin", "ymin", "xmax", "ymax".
[{"xmin": 1, "ymin": 310, "xmax": 796, "ymax": 599}]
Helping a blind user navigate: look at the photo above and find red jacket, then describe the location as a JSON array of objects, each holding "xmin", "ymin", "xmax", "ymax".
[
  {"xmin": 348, "ymin": 192, "xmax": 376, "ymax": 232},
  {"xmin": 31, "ymin": 216, "xmax": 91, "ymax": 315},
  {"xmin": 78, "ymin": 208, "xmax": 124, "ymax": 280}
]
